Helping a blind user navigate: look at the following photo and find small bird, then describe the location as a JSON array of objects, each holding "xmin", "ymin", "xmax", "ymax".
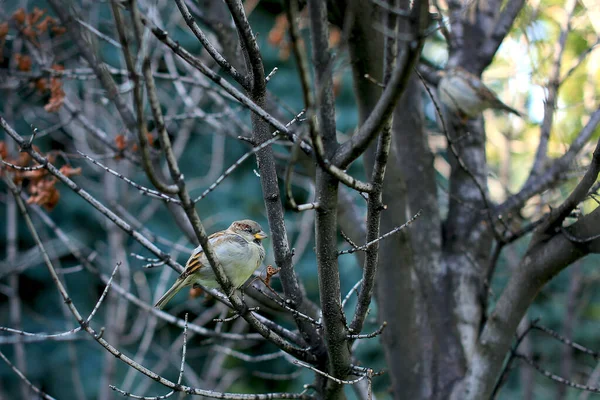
[
  {"xmin": 154, "ymin": 220, "xmax": 267, "ymax": 309},
  {"xmin": 438, "ymin": 66, "xmax": 521, "ymax": 119}
]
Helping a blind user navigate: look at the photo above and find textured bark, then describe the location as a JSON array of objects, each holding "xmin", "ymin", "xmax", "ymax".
[{"xmin": 346, "ymin": 1, "xmax": 462, "ymax": 398}]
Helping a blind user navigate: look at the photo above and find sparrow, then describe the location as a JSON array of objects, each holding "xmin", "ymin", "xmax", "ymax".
[
  {"xmin": 154, "ymin": 220, "xmax": 267, "ymax": 309},
  {"xmin": 438, "ymin": 66, "xmax": 521, "ymax": 119}
]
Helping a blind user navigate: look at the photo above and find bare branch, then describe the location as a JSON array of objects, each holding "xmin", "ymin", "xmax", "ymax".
[
  {"xmin": 349, "ymin": 3, "xmax": 398, "ymax": 338},
  {"xmin": 78, "ymin": 151, "xmax": 181, "ymax": 203},
  {"xmin": 110, "ymin": 314, "xmax": 189, "ymax": 399},
  {"xmin": 516, "ymin": 354, "xmax": 600, "ymax": 394},
  {"xmin": 533, "ymin": 136, "xmax": 600, "ymax": 242},
  {"xmin": 293, "ymin": 360, "xmax": 370, "ymax": 385},
  {"xmin": 223, "ymin": 0, "xmax": 265, "ymax": 92},
  {"xmin": 174, "ymin": 0, "xmax": 250, "ymax": 89},
  {"xmin": 0, "ymin": 350, "xmax": 57, "ymax": 400},
  {"xmin": 335, "ymin": 1, "xmax": 429, "ymax": 168},
  {"xmin": 347, "ymin": 322, "xmax": 387, "ymax": 339},
  {"xmin": 339, "ymin": 210, "xmax": 422, "ymax": 255},
  {"xmin": 1, "ymin": 117, "xmax": 181, "ymax": 272},
  {"xmin": 194, "ymin": 121, "xmax": 300, "ymax": 203},
  {"xmin": 496, "ymin": 106, "xmax": 600, "ymax": 217},
  {"xmin": 5, "ymin": 156, "xmax": 311, "ymax": 399},
  {"xmin": 528, "ymin": 0, "xmax": 578, "ymax": 180},
  {"xmin": 110, "ymin": 1, "xmax": 179, "ymax": 195},
  {"xmin": 531, "ymin": 323, "xmax": 599, "ymax": 359},
  {"xmin": 139, "ymin": 14, "xmax": 312, "ymax": 155}
]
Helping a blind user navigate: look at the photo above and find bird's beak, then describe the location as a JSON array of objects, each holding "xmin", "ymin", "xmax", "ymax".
[{"xmin": 254, "ymin": 231, "xmax": 268, "ymax": 240}]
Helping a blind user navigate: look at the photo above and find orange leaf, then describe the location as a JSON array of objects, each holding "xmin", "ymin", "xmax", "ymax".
[
  {"xmin": 15, "ymin": 54, "xmax": 32, "ymax": 72},
  {"xmin": 13, "ymin": 8, "xmax": 26, "ymax": 24},
  {"xmin": 51, "ymin": 26, "xmax": 66, "ymax": 36},
  {"xmin": 0, "ymin": 141, "xmax": 7, "ymax": 159},
  {"xmin": 27, "ymin": 178, "xmax": 60, "ymax": 210},
  {"xmin": 268, "ymin": 14, "xmax": 288, "ymax": 47},
  {"xmin": 189, "ymin": 286, "xmax": 204, "ymax": 299},
  {"xmin": 36, "ymin": 16, "xmax": 55, "ymax": 33},
  {"xmin": 146, "ymin": 132, "xmax": 154, "ymax": 146},
  {"xmin": 44, "ymin": 77, "xmax": 65, "ymax": 112},
  {"xmin": 17, "ymin": 152, "xmax": 32, "ymax": 167},
  {"xmin": 115, "ymin": 134, "xmax": 127, "ymax": 151},
  {"xmin": 0, "ymin": 23, "xmax": 9, "ymax": 40},
  {"xmin": 22, "ymin": 26, "xmax": 37, "ymax": 40},
  {"xmin": 28, "ymin": 7, "xmax": 45, "ymax": 25},
  {"xmin": 34, "ymin": 78, "xmax": 48, "ymax": 92}
]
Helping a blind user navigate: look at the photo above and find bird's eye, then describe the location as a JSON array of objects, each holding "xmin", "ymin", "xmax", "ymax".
[{"xmin": 245, "ymin": 227, "xmax": 253, "ymax": 233}]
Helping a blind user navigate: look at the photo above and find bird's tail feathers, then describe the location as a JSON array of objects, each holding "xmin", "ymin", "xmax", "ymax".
[
  {"xmin": 154, "ymin": 278, "xmax": 188, "ymax": 309},
  {"xmin": 499, "ymin": 102, "xmax": 522, "ymax": 117}
]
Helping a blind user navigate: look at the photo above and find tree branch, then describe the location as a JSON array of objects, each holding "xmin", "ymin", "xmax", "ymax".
[
  {"xmin": 335, "ymin": 1, "xmax": 429, "ymax": 168},
  {"xmin": 174, "ymin": 0, "xmax": 250, "ymax": 89},
  {"xmin": 460, "ymin": 208, "xmax": 600, "ymax": 399}
]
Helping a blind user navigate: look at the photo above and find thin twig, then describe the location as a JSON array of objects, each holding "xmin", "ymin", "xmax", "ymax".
[
  {"xmin": 347, "ymin": 322, "xmax": 387, "ymax": 339},
  {"xmin": 1, "ymin": 160, "xmax": 45, "ymax": 171},
  {"xmin": 7, "ymin": 148, "xmax": 311, "ymax": 399},
  {"xmin": 139, "ymin": 15, "xmax": 313, "ymax": 155},
  {"xmin": 194, "ymin": 111, "xmax": 305, "ymax": 203},
  {"xmin": 339, "ymin": 210, "xmax": 422, "ymax": 255},
  {"xmin": 293, "ymin": 360, "xmax": 369, "ymax": 385},
  {"xmin": 531, "ymin": 323, "xmax": 599, "ymax": 359},
  {"xmin": 0, "ymin": 350, "xmax": 57, "ymax": 400},
  {"xmin": 174, "ymin": 0, "xmax": 250, "ymax": 88},
  {"xmin": 341, "ymin": 279, "xmax": 363, "ymax": 309},
  {"xmin": 252, "ymin": 285, "xmax": 321, "ymax": 326},
  {"xmin": 109, "ymin": 314, "xmax": 189, "ymax": 399},
  {"xmin": 110, "ymin": 1, "xmax": 178, "ymax": 195},
  {"xmin": 78, "ymin": 151, "xmax": 181, "ymax": 203},
  {"xmin": 214, "ymin": 346, "xmax": 285, "ymax": 363},
  {"xmin": 516, "ymin": 354, "xmax": 600, "ymax": 393}
]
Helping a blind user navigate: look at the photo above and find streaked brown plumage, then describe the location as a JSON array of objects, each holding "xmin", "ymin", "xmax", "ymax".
[{"xmin": 438, "ymin": 66, "xmax": 521, "ymax": 119}]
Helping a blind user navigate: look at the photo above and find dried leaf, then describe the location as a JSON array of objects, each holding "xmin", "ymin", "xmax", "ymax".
[
  {"xmin": 146, "ymin": 132, "xmax": 154, "ymax": 146},
  {"xmin": 0, "ymin": 23, "xmax": 9, "ymax": 40},
  {"xmin": 34, "ymin": 78, "xmax": 48, "ymax": 92},
  {"xmin": 0, "ymin": 141, "xmax": 7, "ymax": 159},
  {"xmin": 268, "ymin": 14, "xmax": 288, "ymax": 47},
  {"xmin": 27, "ymin": 178, "xmax": 60, "ymax": 210},
  {"xmin": 264, "ymin": 265, "xmax": 281, "ymax": 287},
  {"xmin": 17, "ymin": 151, "xmax": 32, "ymax": 167},
  {"xmin": 333, "ymin": 74, "xmax": 342, "ymax": 98},
  {"xmin": 44, "ymin": 77, "xmax": 65, "ymax": 112},
  {"xmin": 28, "ymin": 7, "xmax": 45, "ymax": 25},
  {"xmin": 15, "ymin": 54, "xmax": 32, "ymax": 71},
  {"xmin": 36, "ymin": 16, "xmax": 55, "ymax": 33},
  {"xmin": 22, "ymin": 26, "xmax": 37, "ymax": 40},
  {"xmin": 51, "ymin": 26, "xmax": 66, "ymax": 36},
  {"xmin": 115, "ymin": 134, "xmax": 127, "ymax": 151},
  {"xmin": 13, "ymin": 8, "xmax": 26, "ymax": 24}
]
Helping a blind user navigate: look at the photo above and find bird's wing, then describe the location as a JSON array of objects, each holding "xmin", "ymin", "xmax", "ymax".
[{"xmin": 180, "ymin": 231, "xmax": 246, "ymax": 279}]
